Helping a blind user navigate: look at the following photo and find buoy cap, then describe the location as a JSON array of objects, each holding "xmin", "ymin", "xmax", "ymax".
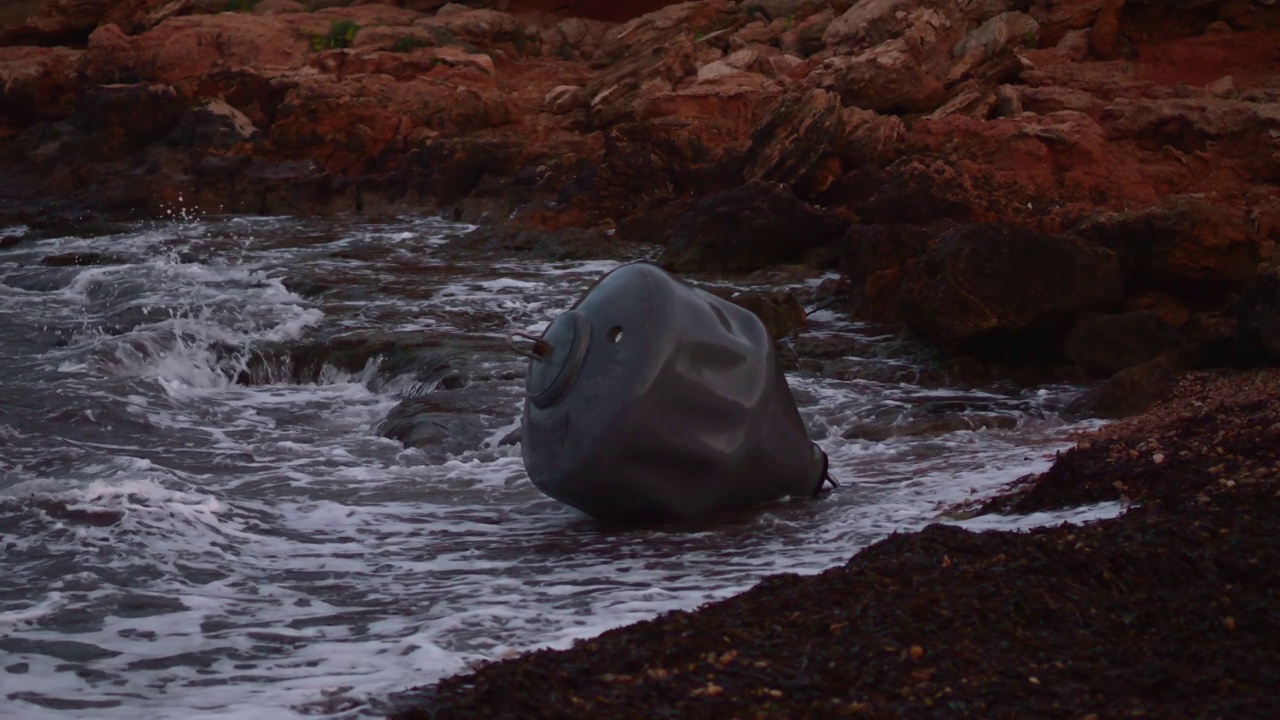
[{"xmin": 527, "ymin": 310, "xmax": 592, "ymax": 409}]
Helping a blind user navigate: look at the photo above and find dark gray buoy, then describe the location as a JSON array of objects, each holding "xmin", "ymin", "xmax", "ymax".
[{"xmin": 511, "ymin": 262, "xmax": 830, "ymax": 523}]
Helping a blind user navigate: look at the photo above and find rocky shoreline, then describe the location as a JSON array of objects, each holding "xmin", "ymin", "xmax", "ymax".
[
  {"xmin": 387, "ymin": 367, "xmax": 1280, "ymax": 719},
  {"xmin": 4, "ymin": 0, "xmax": 1280, "ymax": 390}
]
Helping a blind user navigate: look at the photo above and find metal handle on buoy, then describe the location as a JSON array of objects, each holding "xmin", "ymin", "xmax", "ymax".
[{"xmin": 508, "ymin": 331, "xmax": 554, "ymax": 361}]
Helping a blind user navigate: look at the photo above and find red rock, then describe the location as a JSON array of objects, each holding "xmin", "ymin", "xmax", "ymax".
[
  {"xmin": 814, "ymin": 38, "xmax": 945, "ymax": 113},
  {"xmin": 745, "ymin": 89, "xmax": 904, "ymax": 195},
  {"xmin": 0, "ymin": 0, "xmax": 112, "ymax": 44},
  {"xmin": 898, "ymin": 223, "xmax": 1124, "ymax": 357},
  {"xmin": 1088, "ymin": 0, "xmax": 1124, "ymax": 59},
  {"xmin": 0, "ymin": 47, "xmax": 81, "ymax": 136},
  {"xmin": 1069, "ymin": 197, "xmax": 1267, "ymax": 310}
]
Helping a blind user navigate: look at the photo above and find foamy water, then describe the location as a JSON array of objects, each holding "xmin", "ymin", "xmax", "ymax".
[{"xmin": 0, "ymin": 214, "xmax": 1119, "ymax": 718}]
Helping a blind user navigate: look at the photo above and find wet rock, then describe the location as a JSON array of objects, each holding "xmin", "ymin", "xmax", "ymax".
[
  {"xmin": 842, "ymin": 409, "xmax": 1020, "ymax": 441},
  {"xmin": 1064, "ymin": 310, "xmax": 1181, "ymax": 377},
  {"xmin": 39, "ymin": 252, "xmax": 127, "ymax": 267},
  {"xmin": 1067, "ymin": 347, "xmax": 1195, "ymax": 419},
  {"xmin": 659, "ymin": 180, "xmax": 851, "ymax": 273},
  {"xmin": 840, "ymin": 223, "xmax": 934, "ymax": 323},
  {"xmin": 1069, "ymin": 197, "xmax": 1266, "ymax": 310},
  {"xmin": 743, "ymin": 89, "xmax": 904, "ymax": 197},
  {"xmin": 898, "ymin": 223, "xmax": 1124, "ymax": 360},
  {"xmin": 377, "ymin": 392, "xmax": 506, "ymax": 458},
  {"xmin": 726, "ymin": 289, "xmax": 806, "ymax": 340}
]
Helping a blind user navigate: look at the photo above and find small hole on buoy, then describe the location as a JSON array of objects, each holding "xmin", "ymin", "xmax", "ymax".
[{"xmin": 607, "ymin": 326, "xmax": 624, "ymax": 343}]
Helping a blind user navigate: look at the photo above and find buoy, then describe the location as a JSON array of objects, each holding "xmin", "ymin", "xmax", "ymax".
[{"xmin": 512, "ymin": 263, "xmax": 830, "ymax": 523}]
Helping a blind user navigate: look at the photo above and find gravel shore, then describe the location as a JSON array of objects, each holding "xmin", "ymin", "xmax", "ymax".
[{"xmin": 389, "ymin": 369, "xmax": 1280, "ymax": 719}]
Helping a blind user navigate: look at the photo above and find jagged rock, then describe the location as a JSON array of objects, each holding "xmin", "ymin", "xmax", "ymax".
[
  {"xmin": 954, "ymin": 12, "xmax": 1040, "ymax": 60},
  {"xmin": 584, "ymin": 1, "xmax": 740, "ymax": 127},
  {"xmin": 659, "ymin": 180, "xmax": 850, "ymax": 273},
  {"xmin": 1014, "ymin": 85, "xmax": 1103, "ymax": 115},
  {"xmin": 822, "ymin": 0, "xmax": 918, "ymax": 53},
  {"xmin": 898, "ymin": 223, "xmax": 1124, "ymax": 359},
  {"xmin": 727, "ymin": 289, "xmax": 807, "ymax": 340},
  {"xmin": 1070, "ymin": 197, "xmax": 1266, "ymax": 310},
  {"xmin": 743, "ymin": 89, "xmax": 843, "ymax": 190},
  {"xmin": 169, "ymin": 98, "xmax": 259, "ymax": 148},
  {"xmin": 1064, "ymin": 310, "xmax": 1181, "ymax": 376},
  {"xmin": 814, "ymin": 38, "xmax": 945, "ymax": 113}
]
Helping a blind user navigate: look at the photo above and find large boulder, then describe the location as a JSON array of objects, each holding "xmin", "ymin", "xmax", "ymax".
[
  {"xmin": 659, "ymin": 180, "xmax": 851, "ymax": 273},
  {"xmin": 1064, "ymin": 310, "xmax": 1181, "ymax": 376},
  {"xmin": 1069, "ymin": 197, "xmax": 1267, "ymax": 310},
  {"xmin": 899, "ymin": 223, "xmax": 1124, "ymax": 359},
  {"xmin": 840, "ymin": 223, "xmax": 934, "ymax": 323}
]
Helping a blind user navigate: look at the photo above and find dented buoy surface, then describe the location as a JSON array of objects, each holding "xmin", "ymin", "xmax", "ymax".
[{"xmin": 516, "ymin": 262, "xmax": 827, "ymax": 523}]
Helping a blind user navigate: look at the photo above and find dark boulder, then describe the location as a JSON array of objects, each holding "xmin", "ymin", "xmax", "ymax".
[
  {"xmin": 1069, "ymin": 197, "xmax": 1265, "ymax": 310},
  {"xmin": 898, "ymin": 223, "xmax": 1124, "ymax": 361},
  {"xmin": 1064, "ymin": 310, "xmax": 1180, "ymax": 377},
  {"xmin": 1066, "ymin": 348, "xmax": 1195, "ymax": 419},
  {"xmin": 659, "ymin": 180, "xmax": 851, "ymax": 273},
  {"xmin": 1236, "ymin": 263, "xmax": 1280, "ymax": 365}
]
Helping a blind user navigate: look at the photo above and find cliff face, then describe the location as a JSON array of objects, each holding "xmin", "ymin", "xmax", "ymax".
[{"xmin": 2, "ymin": 0, "xmax": 1278, "ymax": 383}]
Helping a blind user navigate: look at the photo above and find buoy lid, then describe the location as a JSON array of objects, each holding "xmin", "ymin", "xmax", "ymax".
[{"xmin": 527, "ymin": 310, "xmax": 591, "ymax": 409}]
